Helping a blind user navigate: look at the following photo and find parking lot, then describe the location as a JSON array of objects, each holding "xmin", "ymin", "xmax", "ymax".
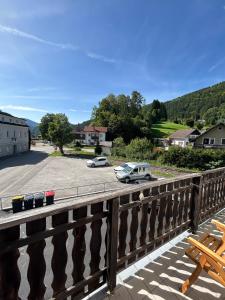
[{"xmin": 0, "ymin": 144, "xmax": 131, "ymax": 209}]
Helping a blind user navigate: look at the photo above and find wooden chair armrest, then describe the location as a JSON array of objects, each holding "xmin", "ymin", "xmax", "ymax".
[
  {"xmin": 211, "ymin": 219, "xmax": 225, "ymax": 233},
  {"xmin": 187, "ymin": 237, "xmax": 225, "ymax": 267}
]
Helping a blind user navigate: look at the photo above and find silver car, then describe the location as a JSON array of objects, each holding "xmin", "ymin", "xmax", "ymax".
[
  {"xmin": 87, "ymin": 157, "xmax": 110, "ymax": 167},
  {"xmin": 116, "ymin": 162, "xmax": 151, "ymax": 183}
]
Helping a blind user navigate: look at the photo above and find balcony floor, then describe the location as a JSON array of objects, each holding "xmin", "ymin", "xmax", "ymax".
[{"xmin": 90, "ymin": 209, "xmax": 225, "ymax": 300}]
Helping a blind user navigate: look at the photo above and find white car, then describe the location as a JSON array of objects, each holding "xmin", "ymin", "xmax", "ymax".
[{"xmin": 87, "ymin": 157, "xmax": 110, "ymax": 167}]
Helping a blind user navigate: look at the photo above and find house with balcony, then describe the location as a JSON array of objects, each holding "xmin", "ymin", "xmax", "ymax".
[
  {"xmin": 194, "ymin": 123, "xmax": 225, "ymax": 148},
  {"xmin": 0, "ymin": 111, "xmax": 30, "ymax": 157},
  {"xmin": 169, "ymin": 128, "xmax": 201, "ymax": 148},
  {"xmin": 74, "ymin": 125, "xmax": 108, "ymax": 145}
]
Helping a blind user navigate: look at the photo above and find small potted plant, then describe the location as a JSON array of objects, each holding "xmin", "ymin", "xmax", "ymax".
[
  {"xmin": 24, "ymin": 194, "xmax": 34, "ymax": 210},
  {"xmin": 12, "ymin": 195, "xmax": 24, "ymax": 213},
  {"xmin": 45, "ymin": 191, "xmax": 55, "ymax": 205},
  {"xmin": 34, "ymin": 192, "xmax": 44, "ymax": 208}
]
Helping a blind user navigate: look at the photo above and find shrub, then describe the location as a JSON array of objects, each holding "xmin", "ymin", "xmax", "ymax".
[
  {"xmin": 111, "ymin": 137, "xmax": 126, "ymax": 157},
  {"xmin": 126, "ymin": 138, "xmax": 153, "ymax": 160},
  {"xmin": 161, "ymin": 146, "xmax": 225, "ymax": 170},
  {"xmin": 74, "ymin": 147, "xmax": 81, "ymax": 151}
]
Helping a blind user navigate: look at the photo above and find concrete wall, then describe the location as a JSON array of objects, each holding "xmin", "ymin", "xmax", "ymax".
[{"xmin": 0, "ymin": 113, "xmax": 29, "ymax": 158}]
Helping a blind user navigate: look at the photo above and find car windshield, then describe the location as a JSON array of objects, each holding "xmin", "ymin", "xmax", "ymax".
[
  {"xmin": 123, "ymin": 165, "xmax": 133, "ymax": 173},
  {"xmin": 121, "ymin": 163, "xmax": 128, "ymax": 168}
]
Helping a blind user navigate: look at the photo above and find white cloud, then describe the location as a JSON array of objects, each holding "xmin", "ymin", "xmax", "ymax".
[
  {"xmin": 0, "ymin": 24, "xmax": 118, "ymax": 64},
  {"xmin": 208, "ymin": 57, "xmax": 225, "ymax": 72},
  {"xmin": 0, "ymin": 105, "xmax": 47, "ymax": 112},
  {"xmin": 0, "ymin": 24, "xmax": 78, "ymax": 50},
  {"xmin": 86, "ymin": 52, "xmax": 117, "ymax": 64},
  {"xmin": 26, "ymin": 87, "xmax": 57, "ymax": 92},
  {"xmin": 69, "ymin": 109, "xmax": 92, "ymax": 113}
]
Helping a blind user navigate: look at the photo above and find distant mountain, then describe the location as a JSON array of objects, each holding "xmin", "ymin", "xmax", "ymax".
[
  {"xmin": 164, "ymin": 81, "xmax": 225, "ymax": 123},
  {"xmin": 73, "ymin": 119, "xmax": 91, "ymax": 131},
  {"xmin": 25, "ymin": 119, "xmax": 40, "ymax": 138},
  {"xmin": 25, "ymin": 119, "xmax": 39, "ymax": 129}
]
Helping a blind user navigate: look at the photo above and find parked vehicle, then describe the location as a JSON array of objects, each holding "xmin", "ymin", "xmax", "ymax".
[
  {"xmin": 87, "ymin": 157, "xmax": 110, "ymax": 167},
  {"xmin": 116, "ymin": 162, "xmax": 151, "ymax": 183}
]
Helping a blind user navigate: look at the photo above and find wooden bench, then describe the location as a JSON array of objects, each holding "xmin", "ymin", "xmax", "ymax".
[{"xmin": 181, "ymin": 219, "xmax": 225, "ymax": 294}]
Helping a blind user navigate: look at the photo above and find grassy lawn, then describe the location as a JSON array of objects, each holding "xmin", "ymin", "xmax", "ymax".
[{"xmin": 151, "ymin": 122, "xmax": 189, "ymax": 138}]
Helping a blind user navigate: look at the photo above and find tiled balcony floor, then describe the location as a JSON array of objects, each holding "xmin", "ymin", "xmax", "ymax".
[{"xmin": 90, "ymin": 209, "xmax": 225, "ymax": 300}]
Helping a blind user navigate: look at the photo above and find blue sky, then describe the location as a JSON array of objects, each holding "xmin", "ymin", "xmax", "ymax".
[{"xmin": 0, "ymin": 0, "xmax": 225, "ymax": 123}]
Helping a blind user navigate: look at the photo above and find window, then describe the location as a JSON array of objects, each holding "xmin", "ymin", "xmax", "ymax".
[
  {"xmin": 221, "ymin": 138, "xmax": 225, "ymax": 145},
  {"xmin": 203, "ymin": 138, "xmax": 209, "ymax": 145},
  {"xmin": 133, "ymin": 168, "xmax": 138, "ymax": 173},
  {"xmin": 203, "ymin": 138, "xmax": 214, "ymax": 145}
]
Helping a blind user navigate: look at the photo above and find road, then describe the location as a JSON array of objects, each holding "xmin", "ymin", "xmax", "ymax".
[{"xmin": 0, "ymin": 144, "xmax": 125, "ymax": 209}]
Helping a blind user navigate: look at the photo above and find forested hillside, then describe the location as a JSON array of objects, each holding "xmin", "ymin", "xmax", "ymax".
[{"xmin": 165, "ymin": 81, "xmax": 225, "ymax": 125}]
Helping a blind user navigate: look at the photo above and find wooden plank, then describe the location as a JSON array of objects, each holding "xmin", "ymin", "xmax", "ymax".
[
  {"xmin": 71, "ymin": 206, "xmax": 87, "ymax": 299},
  {"xmin": 0, "ymin": 226, "xmax": 21, "ymax": 300},
  {"xmin": 88, "ymin": 202, "xmax": 104, "ymax": 292},
  {"xmin": 51, "ymin": 212, "xmax": 69, "ymax": 297},
  {"xmin": 128, "ymin": 192, "xmax": 140, "ymax": 264},
  {"xmin": 106, "ymin": 198, "xmax": 119, "ymax": 292},
  {"xmin": 138, "ymin": 201, "xmax": 149, "ymax": 258},
  {"xmin": 26, "ymin": 218, "xmax": 46, "ymax": 300},
  {"xmin": 118, "ymin": 194, "xmax": 129, "ymax": 270},
  {"xmin": 190, "ymin": 176, "xmax": 201, "ymax": 233},
  {"xmin": 148, "ymin": 186, "xmax": 158, "ymax": 251},
  {"xmin": 156, "ymin": 184, "xmax": 167, "ymax": 246}
]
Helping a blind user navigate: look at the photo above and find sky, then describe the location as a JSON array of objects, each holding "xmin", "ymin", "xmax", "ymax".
[{"xmin": 0, "ymin": 0, "xmax": 225, "ymax": 123}]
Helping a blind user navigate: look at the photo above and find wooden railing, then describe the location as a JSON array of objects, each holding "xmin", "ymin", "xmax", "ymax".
[{"xmin": 1, "ymin": 168, "xmax": 225, "ymax": 300}]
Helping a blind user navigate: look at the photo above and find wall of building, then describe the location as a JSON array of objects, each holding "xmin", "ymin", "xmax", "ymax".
[
  {"xmin": 171, "ymin": 138, "xmax": 188, "ymax": 148},
  {"xmin": 84, "ymin": 132, "xmax": 106, "ymax": 145},
  {"xmin": 0, "ymin": 113, "xmax": 29, "ymax": 158},
  {"xmin": 195, "ymin": 125, "xmax": 225, "ymax": 147}
]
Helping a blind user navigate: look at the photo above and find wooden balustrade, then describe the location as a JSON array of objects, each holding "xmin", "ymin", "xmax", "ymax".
[{"xmin": 0, "ymin": 168, "xmax": 225, "ymax": 299}]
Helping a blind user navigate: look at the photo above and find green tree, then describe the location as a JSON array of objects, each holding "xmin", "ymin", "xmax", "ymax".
[
  {"xmin": 39, "ymin": 113, "xmax": 55, "ymax": 140},
  {"xmin": 41, "ymin": 114, "xmax": 73, "ymax": 155},
  {"xmin": 126, "ymin": 138, "xmax": 153, "ymax": 160},
  {"xmin": 112, "ymin": 137, "xmax": 126, "ymax": 157},
  {"xmin": 186, "ymin": 119, "xmax": 194, "ymax": 127}
]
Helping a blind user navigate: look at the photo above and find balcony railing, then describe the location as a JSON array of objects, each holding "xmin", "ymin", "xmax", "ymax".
[{"xmin": 0, "ymin": 168, "xmax": 225, "ymax": 299}]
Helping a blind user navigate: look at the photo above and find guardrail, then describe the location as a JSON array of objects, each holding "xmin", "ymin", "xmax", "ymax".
[
  {"xmin": 0, "ymin": 168, "xmax": 225, "ymax": 299},
  {"xmin": 0, "ymin": 180, "xmax": 124, "ymax": 211}
]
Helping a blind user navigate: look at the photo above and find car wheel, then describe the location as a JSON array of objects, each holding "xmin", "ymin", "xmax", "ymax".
[
  {"xmin": 145, "ymin": 174, "xmax": 151, "ymax": 181},
  {"xmin": 105, "ymin": 162, "xmax": 109, "ymax": 167},
  {"xmin": 125, "ymin": 177, "xmax": 130, "ymax": 184},
  {"xmin": 91, "ymin": 163, "xmax": 95, "ymax": 168}
]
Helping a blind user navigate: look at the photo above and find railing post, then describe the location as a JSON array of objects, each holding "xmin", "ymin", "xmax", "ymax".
[
  {"xmin": 190, "ymin": 175, "xmax": 202, "ymax": 234},
  {"xmin": 106, "ymin": 197, "xmax": 119, "ymax": 293}
]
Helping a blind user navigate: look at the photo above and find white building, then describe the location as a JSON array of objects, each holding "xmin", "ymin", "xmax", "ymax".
[
  {"xmin": 169, "ymin": 129, "xmax": 201, "ymax": 148},
  {"xmin": 74, "ymin": 126, "xmax": 108, "ymax": 145},
  {"xmin": 0, "ymin": 111, "xmax": 30, "ymax": 158}
]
